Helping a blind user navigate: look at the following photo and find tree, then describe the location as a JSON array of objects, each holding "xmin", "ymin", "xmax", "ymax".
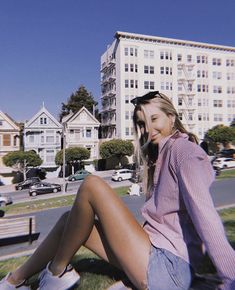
[
  {"xmin": 99, "ymin": 139, "xmax": 134, "ymax": 166},
  {"xmin": 59, "ymin": 85, "xmax": 98, "ymax": 121},
  {"xmin": 3, "ymin": 150, "xmax": 42, "ymax": 180},
  {"xmin": 55, "ymin": 147, "xmax": 90, "ymax": 173},
  {"xmin": 205, "ymin": 125, "xmax": 235, "ymax": 145}
]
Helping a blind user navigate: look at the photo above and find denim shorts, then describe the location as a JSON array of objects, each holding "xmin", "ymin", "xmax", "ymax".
[{"xmin": 147, "ymin": 246, "xmax": 193, "ymax": 290}]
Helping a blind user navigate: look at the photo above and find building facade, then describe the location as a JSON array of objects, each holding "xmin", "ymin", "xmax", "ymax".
[
  {"xmin": 0, "ymin": 111, "xmax": 20, "ymax": 168},
  {"xmin": 100, "ymin": 31, "xmax": 235, "ymax": 141},
  {"xmin": 62, "ymin": 106, "xmax": 100, "ymax": 161},
  {"xmin": 24, "ymin": 105, "xmax": 62, "ymax": 168}
]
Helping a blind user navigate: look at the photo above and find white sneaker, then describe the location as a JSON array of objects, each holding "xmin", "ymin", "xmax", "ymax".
[
  {"xmin": 38, "ymin": 262, "xmax": 80, "ymax": 290},
  {"xmin": 0, "ymin": 273, "xmax": 29, "ymax": 289}
]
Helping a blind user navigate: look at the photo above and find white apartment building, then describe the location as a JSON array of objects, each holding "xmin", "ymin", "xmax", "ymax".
[{"xmin": 100, "ymin": 31, "xmax": 235, "ymax": 141}]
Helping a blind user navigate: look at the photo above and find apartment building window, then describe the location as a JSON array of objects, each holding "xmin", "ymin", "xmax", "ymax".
[
  {"xmin": 213, "ymin": 86, "xmax": 222, "ymax": 93},
  {"xmin": 227, "ymin": 100, "xmax": 235, "ymax": 108},
  {"xmin": 160, "ymin": 51, "xmax": 172, "ymax": 60},
  {"xmin": 144, "ymin": 50, "xmax": 154, "ymax": 59},
  {"xmin": 124, "ymin": 47, "xmax": 128, "ymax": 56},
  {"xmin": 125, "ymin": 80, "xmax": 128, "ymax": 88},
  {"xmin": 135, "ymin": 64, "xmax": 138, "ymax": 72},
  {"xmin": 125, "ymin": 127, "xmax": 129, "ymax": 136},
  {"xmin": 160, "ymin": 67, "xmax": 164, "ymax": 74},
  {"xmin": 178, "ymin": 83, "xmax": 183, "ymax": 91},
  {"xmin": 198, "ymin": 114, "xmax": 202, "ymax": 121},
  {"xmin": 187, "ymin": 55, "xmax": 192, "ymax": 62},
  {"xmin": 130, "ymin": 64, "xmax": 134, "ymax": 72},
  {"xmin": 144, "ymin": 81, "xmax": 155, "ymax": 90},
  {"xmin": 227, "ymin": 72, "xmax": 234, "ymax": 80},
  {"xmin": 144, "ymin": 65, "xmax": 154, "ymax": 74},
  {"xmin": 227, "ymin": 87, "xmax": 235, "ymax": 94},
  {"xmin": 125, "ymin": 95, "xmax": 129, "ymax": 104},
  {"xmin": 198, "ymin": 99, "xmax": 202, "ymax": 106},
  {"xmin": 212, "ymin": 71, "xmax": 222, "ymax": 80},
  {"xmin": 3, "ymin": 134, "xmax": 10, "ymax": 146},
  {"xmin": 125, "ymin": 111, "xmax": 129, "ymax": 120},
  {"xmin": 178, "ymin": 112, "xmax": 183, "ymax": 120},
  {"xmin": 226, "ymin": 59, "xmax": 235, "ymax": 66},
  {"xmin": 178, "ymin": 98, "xmax": 183, "ymax": 106},
  {"xmin": 125, "ymin": 64, "xmax": 128, "ymax": 72},
  {"xmin": 135, "ymin": 80, "xmax": 138, "ymax": 88},
  {"xmin": 144, "ymin": 66, "xmax": 148, "ymax": 74},
  {"xmin": 188, "ymin": 113, "xmax": 193, "ymax": 121},
  {"xmin": 214, "ymin": 114, "xmax": 223, "ymax": 122},
  {"xmin": 160, "ymin": 51, "xmax": 164, "ymax": 59},
  {"xmin": 197, "ymin": 55, "xmax": 208, "ymax": 64},
  {"xmin": 212, "ymin": 58, "xmax": 221, "ymax": 66},
  {"xmin": 177, "ymin": 54, "xmax": 182, "ymax": 61},
  {"xmin": 213, "ymin": 100, "xmax": 223, "ymax": 107},
  {"xmin": 0, "ymin": 120, "xmax": 3, "ymax": 126},
  {"xmin": 130, "ymin": 80, "xmax": 134, "ymax": 88}
]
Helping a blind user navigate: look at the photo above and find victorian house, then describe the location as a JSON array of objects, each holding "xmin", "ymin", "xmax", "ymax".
[
  {"xmin": 62, "ymin": 106, "xmax": 100, "ymax": 161},
  {"xmin": 0, "ymin": 111, "xmax": 20, "ymax": 169},
  {"xmin": 24, "ymin": 105, "xmax": 62, "ymax": 168}
]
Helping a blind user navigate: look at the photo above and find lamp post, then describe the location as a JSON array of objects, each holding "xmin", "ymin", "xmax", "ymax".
[{"xmin": 62, "ymin": 122, "xmax": 66, "ymax": 192}]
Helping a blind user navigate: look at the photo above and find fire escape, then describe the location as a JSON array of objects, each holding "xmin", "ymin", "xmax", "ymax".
[
  {"xmin": 100, "ymin": 55, "xmax": 116, "ymax": 139},
  {"xmin": 177, "ymin": 60, "xmax": 196, "ymax": 131}
]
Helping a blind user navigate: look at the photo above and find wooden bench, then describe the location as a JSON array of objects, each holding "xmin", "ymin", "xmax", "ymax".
[{"xmin": 0, "ymin": 216, "xmax": 40, "ymax": 246}]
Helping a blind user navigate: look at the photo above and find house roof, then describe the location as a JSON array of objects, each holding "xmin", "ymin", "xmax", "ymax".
[
  {"xmin": 0, "ymin": 110, "xmax": 20, "ymax": 130},
  {"xmin": 25, "ymin": 105, "xmax": 62, "ymax": 129},
  {"xmin": 63, "ymin": 106, "xmax": 100, "ymax": 126}
]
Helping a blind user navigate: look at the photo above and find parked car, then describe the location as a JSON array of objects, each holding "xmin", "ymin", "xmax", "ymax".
[
  {"xmin": 15, "ymin": 177, "xmax": 41, "ymax": 190},
  {"xmin": 213, "ymin": 157, "xmax": 235, "ymax": 169},
  {"xmin": 111, "ymin": 169, "xmax": 133, "ymax": 182},
  {"xmin": 29, "ymin": 182, "xmax": 61, "ymax": 197},
  {"xmin": 0, "ymin": 194, "xmax": 13, "ymax": 207},
  {"xmin": 67, "ymin": 170, "xmax": 91, "ymax": 181}
]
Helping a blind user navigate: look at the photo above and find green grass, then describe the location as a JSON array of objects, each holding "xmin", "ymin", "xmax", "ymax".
[
  {"xmin": 0, "ymin": 207, "xmax": 234, "ymax": 289},
  {"xmin": 1, "ymin": 186, "xmax": 129, "ymax": 216},
  {"xmin": 216, "ymin": 169, "xmax": 235, "ymax": 180}
]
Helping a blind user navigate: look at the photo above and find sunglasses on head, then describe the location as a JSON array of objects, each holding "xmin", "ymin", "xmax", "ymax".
[{"xmin": 130, "ymin": 91, "xmax": 163, "ymax": 106}]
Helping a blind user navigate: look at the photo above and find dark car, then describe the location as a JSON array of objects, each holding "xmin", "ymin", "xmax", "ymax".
[
  {"xmin": 29, "ymin": 182, "xmax": 61, "ymax": 197},
  {"xmin": 15, "ymin": 177, "xmax": 41, "ymax": 190}
]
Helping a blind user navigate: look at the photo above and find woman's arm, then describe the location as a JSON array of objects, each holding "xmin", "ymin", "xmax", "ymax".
[{"xmin": 178, "ymin": 153, "xmax": 235, "ymax": 289}]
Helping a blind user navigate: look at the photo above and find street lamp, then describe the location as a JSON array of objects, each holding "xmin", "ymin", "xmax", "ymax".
[{"xmin": 62, "ymin": 122, "xmax": 66, "ymax": 192}]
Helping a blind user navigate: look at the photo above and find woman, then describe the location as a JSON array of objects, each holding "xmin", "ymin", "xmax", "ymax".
[{"xmin": 1, "ymin": 91, "xmax": 234, "ymax": 290}]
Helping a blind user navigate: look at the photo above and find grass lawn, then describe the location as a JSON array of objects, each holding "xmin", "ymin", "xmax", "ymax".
[
  {"xmin": 216, "ymin": 168, "xmax": 235, "ymax": 180},
  {"xmin": 0, "ymin": 207, "xmax": 234, "ymax": 289}
]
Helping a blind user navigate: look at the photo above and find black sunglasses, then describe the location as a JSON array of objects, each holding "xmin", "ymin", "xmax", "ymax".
[{"xmin": 130, "ymin": 91, "xmax": 162, "ymax": 106}]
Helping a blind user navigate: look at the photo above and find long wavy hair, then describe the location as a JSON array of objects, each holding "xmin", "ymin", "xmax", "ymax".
[{"xmin": 133, "ymin": 92, "xmax": 198, "ymax": 195}]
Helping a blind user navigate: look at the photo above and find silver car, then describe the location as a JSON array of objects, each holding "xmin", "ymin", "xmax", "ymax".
[
  {"xmin": 111, "ymin": 169, "xmax": 133, "ymax": 182},
  {"xmin": 0, "ymin": 194, "xmax": 13, "ymax": 207}
]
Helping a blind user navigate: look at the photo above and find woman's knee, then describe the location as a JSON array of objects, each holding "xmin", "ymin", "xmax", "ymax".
[{"xmin": 79, "ymin": 175, "xmax": 105, "ymax": 195}]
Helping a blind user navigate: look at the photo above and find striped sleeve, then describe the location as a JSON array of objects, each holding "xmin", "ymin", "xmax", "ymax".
[{"xmin": 178, "ymin": 153, "xmax": 235, "ymax": 289}]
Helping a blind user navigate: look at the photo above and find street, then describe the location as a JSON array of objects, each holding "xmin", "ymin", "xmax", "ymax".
[{"xmin": 0, "ymin": 177, "xmax": 235, "ymax": 259}]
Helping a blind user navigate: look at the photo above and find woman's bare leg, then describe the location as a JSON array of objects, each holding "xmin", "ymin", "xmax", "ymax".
[
  {"xmin": 50, "ymin": 175, "xmax": 151, "ymax": 289},
  {"xmin": 7, "ymin": 211, "xmax": 70, "ymax": 284},
  {"xmin": 8, "ymin": 175, "xmax": 150, "ymax": 289}
]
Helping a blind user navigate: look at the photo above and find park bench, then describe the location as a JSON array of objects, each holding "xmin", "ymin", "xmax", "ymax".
[{"xmin": 0, "ymin": 215, "xmax": 40, "ymax": 246}]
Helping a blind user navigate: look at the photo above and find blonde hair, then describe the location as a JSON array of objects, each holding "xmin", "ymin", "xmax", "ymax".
[{"xmin": 133, "ymin": 93, "xmax": 197, "ymax": 196}]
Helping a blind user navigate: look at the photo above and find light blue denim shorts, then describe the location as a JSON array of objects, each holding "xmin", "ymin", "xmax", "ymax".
[{"xmin": 147, "ymin": 246, "xmax": 193, "ymax": 290}]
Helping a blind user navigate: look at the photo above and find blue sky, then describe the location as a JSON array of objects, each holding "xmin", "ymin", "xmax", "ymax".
[{"xmin": 1, "ymin": 0, "xmax": 234, "ymax": 122}]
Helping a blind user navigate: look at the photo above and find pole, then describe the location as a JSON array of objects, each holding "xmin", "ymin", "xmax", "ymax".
[{"xmin": 62, "ymin": 124, "xmax": 66, "ymax": 192}]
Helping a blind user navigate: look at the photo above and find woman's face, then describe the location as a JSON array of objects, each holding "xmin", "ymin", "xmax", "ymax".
[{"xmin": 136, "ymin": 104, "xmax": 175, "ymax": 145}]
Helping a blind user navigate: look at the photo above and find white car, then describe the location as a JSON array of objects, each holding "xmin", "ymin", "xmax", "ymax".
[
  {"xmin": 213, "ymin": 157, "xmax": 235, "ymax": 169},
  {"xmin": 0, "ymin": 194, "xmax": 13, "ymax": 207},
  {"xmin": 111, "ymin": 169, "xmax": 133, "ymax": 182}
]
